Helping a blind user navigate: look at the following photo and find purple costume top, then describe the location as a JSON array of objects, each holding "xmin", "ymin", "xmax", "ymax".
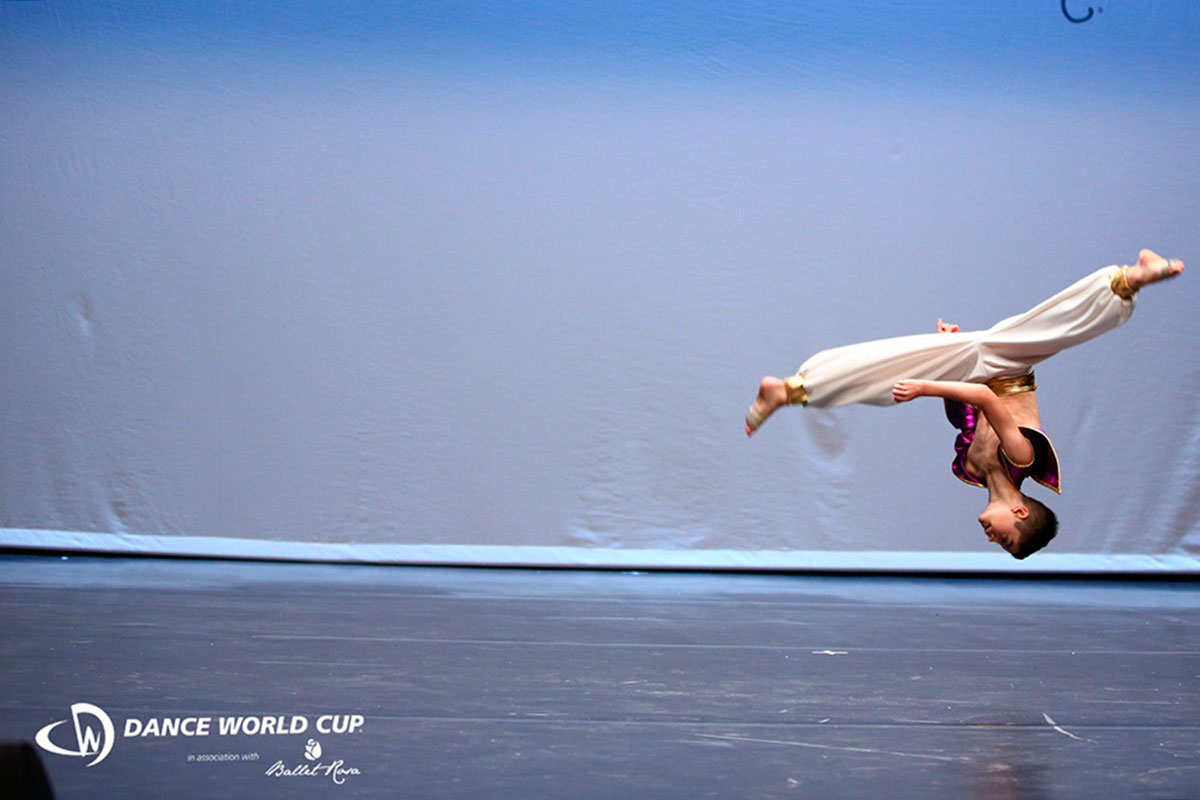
[{"xmin": 944, "ymin": 400, "xmax": 1062, "ymax": 494}]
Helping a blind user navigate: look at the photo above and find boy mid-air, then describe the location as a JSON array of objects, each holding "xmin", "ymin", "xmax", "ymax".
[{"xmin": 745, "ymin": 249, "xmax": 1185, "ymax": 559}]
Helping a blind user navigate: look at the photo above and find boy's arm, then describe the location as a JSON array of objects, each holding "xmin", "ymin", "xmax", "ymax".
[{"xmin": 892, "ymin": 380, "xmax": 1036, "ymax": 466}]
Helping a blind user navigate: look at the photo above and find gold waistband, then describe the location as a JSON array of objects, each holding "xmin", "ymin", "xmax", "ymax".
[{"xmin": 986, "ymin": 372, "xmax": 1036, "ymax": 397}]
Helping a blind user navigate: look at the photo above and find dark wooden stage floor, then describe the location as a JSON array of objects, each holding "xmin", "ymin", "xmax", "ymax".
[{"xmin": 1, "ymin": 554, "xmax": 1198, "ymax": 798}]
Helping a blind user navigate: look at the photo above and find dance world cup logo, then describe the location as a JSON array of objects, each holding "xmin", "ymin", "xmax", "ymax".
[{"xmin": 35, "ymin": 703, "xmax": 115, "ymax": 767}]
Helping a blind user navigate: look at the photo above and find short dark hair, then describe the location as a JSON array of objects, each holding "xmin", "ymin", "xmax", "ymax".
[{"xmin": 1012, "ymin": 496, "xmax": 1058, "ymax": 559}]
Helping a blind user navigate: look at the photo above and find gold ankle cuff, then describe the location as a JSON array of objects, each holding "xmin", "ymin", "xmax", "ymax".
[
  {"xmin": 785, "ymin": 375, "xmax": 808, "ymax": 406},
  {"xmin": 1110, "ymin": 266, "xmax": 1136, "ymax": 300}
]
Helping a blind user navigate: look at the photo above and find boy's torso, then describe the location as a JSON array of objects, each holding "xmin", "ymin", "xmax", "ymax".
[{"xmin": 965, "ymin": 391, "xmax": 1042, "ymax": 480}]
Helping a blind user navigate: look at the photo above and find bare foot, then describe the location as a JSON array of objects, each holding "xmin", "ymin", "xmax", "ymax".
[
  {"xmin": 745, "ymin": 376, "xmax": 788, "ymax": 436},
  {"xmin": 1126, "ymin": 249, "xmax": 1185, "ymax": 290}
]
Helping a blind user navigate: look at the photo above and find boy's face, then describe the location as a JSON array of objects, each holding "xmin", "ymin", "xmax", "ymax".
[{"xmin": 978, "ymin": 501, "xmax": 1029, "ymax": 555}]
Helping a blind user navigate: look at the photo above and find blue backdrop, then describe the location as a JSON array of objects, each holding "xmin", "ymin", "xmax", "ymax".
[{"xmin": 2, "ymin": 1, "xmax": 1198, "ymax": 571}]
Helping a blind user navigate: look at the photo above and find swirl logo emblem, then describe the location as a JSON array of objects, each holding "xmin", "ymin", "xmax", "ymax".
[
  {"xmin": 35, "ymin": 703, "xmax": 115, "ymax": 767},
  {"xmin": 1061, "ymin": 0, "xmax": 1100, "ymax": 23}
]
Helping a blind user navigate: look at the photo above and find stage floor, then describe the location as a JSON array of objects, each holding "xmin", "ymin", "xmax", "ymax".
[{"xmin": 1, "ymin": 555, "xmax": 1198, "ymax": 799}]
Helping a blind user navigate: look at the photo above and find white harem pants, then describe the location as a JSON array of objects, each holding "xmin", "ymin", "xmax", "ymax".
[{"xmin": 796, "ymin": 266, "xmax": 1136, "ymax": 407}]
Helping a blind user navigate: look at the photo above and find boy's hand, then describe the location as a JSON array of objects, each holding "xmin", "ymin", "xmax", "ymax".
[
  {"xmin": 892, "ymin": 380, "xmax": 925, "ymax": 403},
  {"xmin": 937, "ymin": 318, "xmax": 960, "ymax": 333}
]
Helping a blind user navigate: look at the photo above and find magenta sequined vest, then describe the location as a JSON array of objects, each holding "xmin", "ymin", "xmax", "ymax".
[{"xmin": 944, "ymin": 400, "xmax": 1062, "ymax": 494}]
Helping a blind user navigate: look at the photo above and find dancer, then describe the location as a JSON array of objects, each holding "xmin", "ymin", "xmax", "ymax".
[{"xmin": 745, "ymin": 249, "xmax": 1184, "ymax": 559}]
